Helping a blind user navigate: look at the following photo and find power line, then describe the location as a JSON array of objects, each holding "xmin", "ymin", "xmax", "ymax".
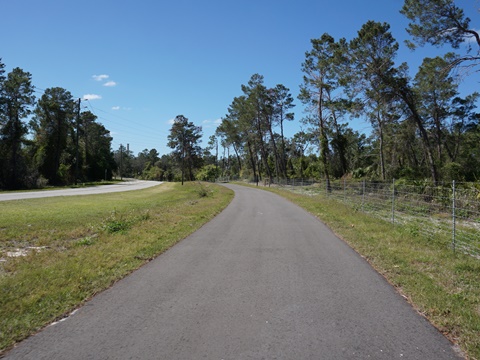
[
  {"xmin": 29, "ymin": 92, "xmax": 168, "ymax": 154},
  {"xmin": 87, "ymin": 102, "xmax": 169, "ymax": 136}
]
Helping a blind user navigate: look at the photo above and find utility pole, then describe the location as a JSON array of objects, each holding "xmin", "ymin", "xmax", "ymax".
[
  {"xmin": 181, "ymin": 131, "xmax": 185, "ymax": 185},
  {"xmin": 120, "ymin": 144, "xmax": 123, "ymax": 180},
  {"xmin": 215, "ymin": 137, "xmax": 218, "ymax": 181},
  {"xmin": 74, "ymin": 98, "xmax": 81, "ymax": 185}
]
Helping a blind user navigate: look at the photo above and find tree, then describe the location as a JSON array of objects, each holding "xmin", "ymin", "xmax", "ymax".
[
  {"xmin": 395, "ymin": 75, "xmax": 441, "ymax": 182},
  {"xmin": 269, "ymin": 84, "xmax": 295, "ymax": 178},
  {"xmin": 0, "ymin": 66, "xmax": 35, "ymax": 189},
  {"xmin": 445, "ymin": 92, "xmax": 480, "ymax": 180},
  {"xmin": 455, "ymin": 94, "xmax": 480, "ymax": 180},
  {"xmin": 79, "ymin": 111, "xmax": 115, "ymax": 181},
  {"xmin": 347, "ymin": 21, "xmax": 443, "ymax": 182},
  {"xmin": 223, "ymin": 94, "xmax": 260, "ymax": 183},
  {"xmin": 158, "ymin": 154, "xmax": 175, "ymax": 181},
  {"xmin": 31, "ymin": 87, "xmax": 76, "ymax": 185},
  {"xmin": 413, "ymin": 55, "xmax": 459, "ymax": 163},
  {"xmin": 135, "ymin": 148, "xmax": 160, "ymax": 179},
  {"xmin": 196, "ymin": 164, "xmax": 220, "ymax": 181},
  {"xmin": 401, "ymin": 0, "xmax": 480, "ymax": 73},
  {"xmin": 289, "ymin": 131, "xmax": 315, "ymax": 178},
  {"xmin": 348, "ymin": 21, "xmax": 402, "ymax": 180},
  {"xmin": 205, "ymin": 134, "xmax": 218, "ymax": 168},
  {"xmin": 113, "ymin": 144, "xmax": 134, "ymax": 179},
  {"xmin": 299, "ymin": 33, "xmax": 346, "ymax": 188},
  {"xmin": 215, "ymin": 117, "xmax": 243, "ymax": 176},
  {"xmin": 167, "ymin": 115, "xmax": 203, "ymax": 184},
  {"xmin": 216, "ymin": 75, "xmax": 294, "ymax": 183},
  {"xmin": 241, "ymin": 74, "xmax": 273, "ymax": 182}
]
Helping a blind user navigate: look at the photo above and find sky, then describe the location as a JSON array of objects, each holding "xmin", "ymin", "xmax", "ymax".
[{"xmin": 1, "ymin": 0, "xmax": 479, "ymax": 156}]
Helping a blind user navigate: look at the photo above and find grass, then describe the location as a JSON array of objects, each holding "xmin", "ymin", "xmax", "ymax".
[
  {"xmin": 0, "ymin": 181, "xmax": 233, "ymax": 354},
  {"xmin": 240, "ymin": 183, "xmax": 480, "ymax": 360}
]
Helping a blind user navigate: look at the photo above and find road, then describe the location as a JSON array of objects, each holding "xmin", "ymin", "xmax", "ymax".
[
  {"xmin": 3, "ymin": 184, "xmax": 462, "ymax": 359},
  {"xmin": 0, "ymin": 179, "xmax": 162, "ymax": 201}
]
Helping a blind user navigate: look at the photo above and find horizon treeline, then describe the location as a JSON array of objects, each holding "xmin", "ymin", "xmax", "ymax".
[
  {"xmin": 0, "ymin": 60, "xmax": 116, "ymax": 189},
  {"xmin": 2, "ymin": 0, "xmax": 479, "ymax": 189},
  {"xmin": 210, "ymin": 1, "xmax": 480, "ymax": 185}
]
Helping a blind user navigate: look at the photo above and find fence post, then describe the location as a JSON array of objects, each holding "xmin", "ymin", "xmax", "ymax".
[
  {"xmin": 343, "ymin": 178, "xmax": 346, "ymax": 203},
  {"xmin": 452, "ymin": 180, "xmax": 456, "ymax": 253},
  {"xmin": 392, "ymin": 178, "xmax": 395, "ymax": 225}
]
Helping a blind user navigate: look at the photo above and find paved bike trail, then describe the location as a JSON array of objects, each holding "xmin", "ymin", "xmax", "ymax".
[{"xmin": 3, "ymin": 184, "xmax": 463, "ymax": 359}]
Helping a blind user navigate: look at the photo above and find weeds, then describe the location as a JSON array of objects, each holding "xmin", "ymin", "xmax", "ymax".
[
  {"xmin": 102, "ymin": 210, "xmax": 131, "ymax": 234},
  {"xmin": 195, "ymin": 182, "xmax": 211, "ymax": 198},
  {"xmin": 101, "ymin": 209, "xmax": 151, "ymax": 234},
  {"xmin": 75, "ymin": 236, "xmax": 96, "ymax": 247}
]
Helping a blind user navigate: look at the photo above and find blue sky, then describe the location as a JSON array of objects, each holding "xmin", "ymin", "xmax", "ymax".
[{"xmin": 1, "ymin": 0, "xmax": 478, "ymax": 156}]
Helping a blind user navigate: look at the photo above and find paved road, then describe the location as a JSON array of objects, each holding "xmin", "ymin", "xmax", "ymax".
[
  {"xmin": 3, "ymin": 184, "xmax": 462, "ymax": 359},
  {"xmin": 0, "ymin": 179, "xmax": 162, "ymax": 201}
]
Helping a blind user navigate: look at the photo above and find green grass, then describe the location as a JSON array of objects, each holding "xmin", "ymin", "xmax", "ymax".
[
  {"xmin": 0, "ymin": 182, "xmax": 233, "ymax": 354},
  {"xmin": 240, "ymin": 183, "xmax": 480, "ymax": 360}
]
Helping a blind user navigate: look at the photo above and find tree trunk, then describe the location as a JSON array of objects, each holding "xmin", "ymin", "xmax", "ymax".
[
  {"xmin": 232, "ymin": 143, "xmax": 242, "ymax": 171},
  {"xmin": 318, "ymin": 93, "xmax": 331, "ymax": 192},
  {"xmin": 256, "ymin": 115, "xmax": 272, "ymax": 182},
  {"xmin": 246, "ymin": 138, "xmax": 257, "ymax": 184},
  {"xmin": 395, "ymin": 84, "xmax": 439, "ymax": 183},
  {"xmin": 279, "ymin": 111, "xmax": 288, "ymax": 178},
  {"xmin": 377, "ymin": 112, "xmax": 386, "ymax": 181},
  {"xmin": 268, "ymin": 122, "xmax": 281, "ymax": 182},
  {"xmin": 329, "ymin": 102, "xmax": 348, "ymax": 176}
]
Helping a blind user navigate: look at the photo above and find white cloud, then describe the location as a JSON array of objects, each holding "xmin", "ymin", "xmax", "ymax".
[
  {"xmin": 92, "ymin": 74, "xmax": 109, "ymax": 81},
  {"xmin": 167, "ymin": 118, "xmax": 175, "ymax": 125},
  {"xmin": 112, "ymin": 106, "xmax": 132, "ymax": 111},
  {"xmin": 103, "ymin": 81, "xmax": 117, "ymax": 87},
  {"xmin": 83, "ymin": 94, "xmax": 102, "ymax": 101},
  {"xmin": 202, "ymin": 118, "xmax": 222, "ymax": 127}
]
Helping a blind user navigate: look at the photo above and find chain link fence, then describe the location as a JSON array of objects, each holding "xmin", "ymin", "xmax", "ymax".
[{"xmin": 267, "ymin": 178, "xmax": 480, "ymax": 258}]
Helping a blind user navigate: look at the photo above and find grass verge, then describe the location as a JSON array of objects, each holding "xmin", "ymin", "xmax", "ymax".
[
  {"xmin": 243, "ymin": 183, "xmax": 480, "ymax": 360},
  {"xmin": 0, "ymin": 182, "xmax": 233, "ymax": 354}
]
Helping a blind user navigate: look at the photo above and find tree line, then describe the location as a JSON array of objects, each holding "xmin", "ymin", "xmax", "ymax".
[
  {"xmin": 209, "ymin": 0, "xmax": 480, "ymax": 185},
  {"xmin": 2, "ymin": 0, "xmax": 479, "ymax": 189},
  {"xmin": 0, "ymin": 60, "xmax": 116, "ymax": 189}
]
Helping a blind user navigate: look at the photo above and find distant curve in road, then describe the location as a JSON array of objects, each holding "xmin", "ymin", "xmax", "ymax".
[
  {"xmin": 0, "ymin": 180, "xmax": 163, "ymax": 201},
  {"xmin": 3, "ymin": 184, "xmax": 463, "ymax": 359}
]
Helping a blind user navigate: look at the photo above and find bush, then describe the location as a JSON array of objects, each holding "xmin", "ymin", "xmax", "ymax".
[
  {"xmin": 195, "ymin": 164, "xmax": 219, "ymax": 182},
  {"xmin": 442, "ymin": 162, "xmax": 464, "ymax": 182}
]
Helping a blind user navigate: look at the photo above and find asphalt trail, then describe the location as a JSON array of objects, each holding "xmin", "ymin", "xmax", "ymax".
[{"xmin": 3, "ymin": 184, "xmax": 463, "ymax": 359}]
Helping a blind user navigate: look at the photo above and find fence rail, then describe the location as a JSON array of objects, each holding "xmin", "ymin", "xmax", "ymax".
[{"xmin": 266, "ymin": 178, "xmax": 480, "ymax": 258}]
